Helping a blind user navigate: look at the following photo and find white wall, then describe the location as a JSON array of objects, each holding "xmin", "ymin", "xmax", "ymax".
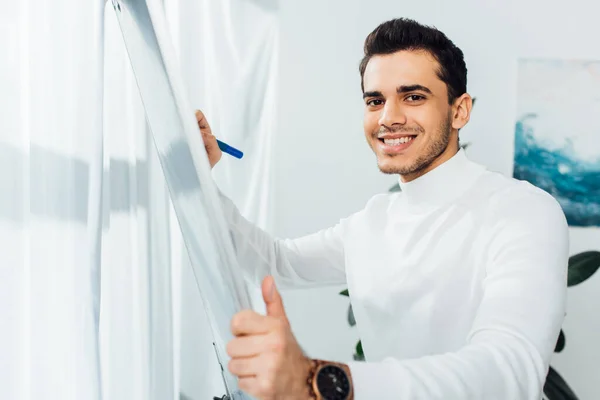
[{"xmin": 272, "ymin": 0, "xmax": 600, "ymax": 398}]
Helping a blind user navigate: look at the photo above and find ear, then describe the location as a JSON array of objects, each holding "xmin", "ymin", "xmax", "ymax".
[{"xmin": 451, "ymin": 93, "xmax": 473, "ymax": 130}]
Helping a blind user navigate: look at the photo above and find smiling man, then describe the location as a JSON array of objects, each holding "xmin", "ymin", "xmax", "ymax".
[{"xmin": 197, "ymin": 18, "xmax": 569, "ymax": 400}]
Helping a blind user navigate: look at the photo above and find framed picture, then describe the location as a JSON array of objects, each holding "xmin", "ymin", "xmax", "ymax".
[{"xmin": 514, "ymin": 59, "xmax": 600, "ymax": 227}]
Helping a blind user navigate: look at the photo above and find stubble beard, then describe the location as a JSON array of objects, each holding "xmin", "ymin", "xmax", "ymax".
[{"xmin": 376, "ymin": 116, "xmax": 453, "ymax": 176}]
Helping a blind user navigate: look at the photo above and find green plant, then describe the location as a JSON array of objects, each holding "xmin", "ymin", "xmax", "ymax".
[
  {"xmin": 543, "ymin": 251, "xmax": 600, "ymax": 400},
  {"xmin": 338, "ymin": 288, "xmax": 365, "ymax": 361}
]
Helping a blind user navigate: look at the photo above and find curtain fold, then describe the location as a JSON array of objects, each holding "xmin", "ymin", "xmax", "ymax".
[
  {"xmin": 172, "ymin": 0, "xmax": 279, "ymax": 232},
  {"xmin": 0, "ymin": 0, "xmax": 279, "ymax": 399},
  {"xmin": 168, "ymin": 0, "xmax": 279, "ymax": 397},
  {"xmin": 0, "ymin": 0, "xmax": 105, "ymax": 399}
]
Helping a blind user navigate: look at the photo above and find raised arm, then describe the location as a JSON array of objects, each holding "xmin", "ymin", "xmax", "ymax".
[
  {"xmin": 218, "ymin": 190, "xmax": 347, "ymax": 289},
  {"xmin": 197, "ymin": 109, "xmax": 347, "ymax": 289}
]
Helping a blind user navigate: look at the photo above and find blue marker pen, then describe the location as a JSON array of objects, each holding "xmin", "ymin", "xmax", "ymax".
[{"xmin": 216, "ymin": 139, "xmax": 244, "ymax": 159}]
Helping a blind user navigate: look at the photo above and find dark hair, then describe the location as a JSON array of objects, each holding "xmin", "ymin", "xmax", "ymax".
[{"xmin": 359, "ymin": 18, "xmax": 467, "ymax": 104}]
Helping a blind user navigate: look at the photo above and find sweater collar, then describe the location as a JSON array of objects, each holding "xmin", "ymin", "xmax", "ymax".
[{"xmin": 398, "ymin": 149, "xmax": 486, "ymax": 206}]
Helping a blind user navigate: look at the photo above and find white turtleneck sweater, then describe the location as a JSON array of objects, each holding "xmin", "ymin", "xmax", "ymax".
[{"xmin": 219, "ymin": 149, "xmax": 569, "ymax": 399}]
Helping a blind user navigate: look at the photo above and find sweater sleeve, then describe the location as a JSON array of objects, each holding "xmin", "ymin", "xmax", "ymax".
[
  {"xmin": 218, "ymin": 190, "xmax": 348, "ymax": 289},
  {"xmin": 346, "ymin": 187, "xmax": 569, "ymax": 399}
]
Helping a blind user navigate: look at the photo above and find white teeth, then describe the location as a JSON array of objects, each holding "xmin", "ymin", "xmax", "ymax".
[{"xmin": 383, "ymin": 136, "xmax": 414, "ymax": 145}]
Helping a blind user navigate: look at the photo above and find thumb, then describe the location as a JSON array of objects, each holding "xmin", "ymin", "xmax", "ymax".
[{"xmin": 262, "ymin": 275, "xmax": 287, "ymax": 319}]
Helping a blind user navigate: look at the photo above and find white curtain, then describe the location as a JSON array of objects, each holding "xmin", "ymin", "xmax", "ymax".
[
  {"xmin": 101, "ymin": 6, "xmax": 180, "ymax": 399},
  {"xmin": 169, "ymin": 0, "xmax": 279, "ymax": 233},
  {"xmin": 0, "ymin": 0, "xmax": 279, "ymax": 399},
  {"xmin": 0, "ymin": 0, "xmax": 105, "ymax": 399},
  {"xmin": 167, "ymin": 0, "xmax": 280, "ymax": 397}
]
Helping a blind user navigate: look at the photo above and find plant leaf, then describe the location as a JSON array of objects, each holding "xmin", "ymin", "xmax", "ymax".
[
  {"xmin": 353, "ymin": 340, "xmax": 364, "ymax": 361},
  {"xmin": 347, "ymin": 304, "xmax": 356, "ymax": 327},
  {"xmin": 554, "ymin": 329, "xmax": 565, "ymax": 353},
  {"xmin": 543, "ymin": 366, "xmax": 579, "ymax": 400},
  {"xmin": 568, "ymin": 251, "xmax": 600, "ymax": 287},
  {"xmin": 339, "ymin": 289, "xmax": 349, "ymax": 296}
]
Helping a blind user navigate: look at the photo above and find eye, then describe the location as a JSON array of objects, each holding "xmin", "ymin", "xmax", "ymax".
[
  {"xmin": 406, "ymin": 94, "xmax": 425, "ymax": 102},
  {"xmin": 366, "ymin": 99, "xmax": 384, "ymax": 107}
]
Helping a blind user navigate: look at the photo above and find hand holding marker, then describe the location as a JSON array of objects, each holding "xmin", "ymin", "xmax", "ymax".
[{"xmin": 195, "ymin": 110, "xmax": 243, "ymax": 165}]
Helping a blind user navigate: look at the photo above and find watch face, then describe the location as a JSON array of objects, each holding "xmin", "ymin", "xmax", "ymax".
[{"xmin": 316, "ymin": 365, "xmax": 351, "ymax": 400}]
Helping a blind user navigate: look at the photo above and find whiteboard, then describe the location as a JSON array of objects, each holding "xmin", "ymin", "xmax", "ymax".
[{"xmin": 111, "ymin": 0, "xmax": 253, "ymax": 398}]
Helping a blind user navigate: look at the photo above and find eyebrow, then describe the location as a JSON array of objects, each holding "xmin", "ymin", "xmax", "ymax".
[
  {"xmin": 398, "ymin": 84, "xmax": 432, "ymax": 94},
  {"xmin": 363, "ymin": 84, "xmax": 433, "ymax": 99}
]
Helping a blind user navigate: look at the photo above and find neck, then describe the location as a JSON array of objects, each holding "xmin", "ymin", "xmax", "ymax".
[
  {"xmin": 397, "ymin": 143, "xmax": 486, "ymax": 208},
  {"xmin": 400, "ymin": 140, "xmax": 460, "ymax": 183}
]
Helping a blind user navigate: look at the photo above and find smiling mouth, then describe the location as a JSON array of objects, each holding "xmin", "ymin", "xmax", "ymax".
[
  {"xmin": 378, "ymin": 136, "xmax": 416, "ymax": 145},
  {"xmin": 376, "ymin": 135, "xmax": 417, "ymax": 153}
]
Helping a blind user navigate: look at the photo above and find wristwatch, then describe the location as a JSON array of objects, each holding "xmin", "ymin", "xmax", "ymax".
[{"xmin": 307, "ymin": 359, "xmax": 354, "ymax": 400}]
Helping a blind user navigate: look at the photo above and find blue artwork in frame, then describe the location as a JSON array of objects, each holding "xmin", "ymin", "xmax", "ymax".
[{"xmin": 513, "ymin": 59, "xmax": 600, "ymax": 227}]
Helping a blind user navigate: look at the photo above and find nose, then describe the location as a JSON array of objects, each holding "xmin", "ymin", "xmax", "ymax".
[{"xmin": 378, "ymin": 100, "xmax": 407, "ymax": 129}]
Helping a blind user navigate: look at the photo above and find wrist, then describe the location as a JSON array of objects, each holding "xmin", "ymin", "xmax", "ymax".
[{"xmin": 306, "ymin": 359, "xmax": 354, "ymax": 400}]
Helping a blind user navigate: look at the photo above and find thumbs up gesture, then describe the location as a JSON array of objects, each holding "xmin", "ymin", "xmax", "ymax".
[{"xmin": 226, "ymin": 276, "xmax": 313, "ymax": 400}]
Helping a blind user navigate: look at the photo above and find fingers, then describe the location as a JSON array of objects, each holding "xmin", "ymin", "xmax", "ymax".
[
  {"xmin": 234, "ymin": 358, "xmax": 278, "ymax": 399},
  {"xmin": 230, "ymin": 356, "xmax": 277, "ymax": 399},
  {"xmin": 201, "ymin": 128, "xmax": 218, "ymax": 147},
  {"xmin": 262, "ymin": 276, "xmax": 287, "ymax": 319},
  {"xmin": 230, "ymin": 310, "xmax": 278, "ymax": 336},
  {"xmin": 194, "ymin": 109, "xmax": 221, "ymax": 168},
  {"xmin": 238, "ymin": 376, "xmax": 260, "ymax": 395},
  {"xmin": 226, "ymin": 334, "xmax": 270, "ymax": 358},
  {"xmin": 195, "ymin": 109, "xmax": 211, "ymax": 131},
  {"xmin": 228, "ymin": 356, "xmax": 261, "ymax": 378}
]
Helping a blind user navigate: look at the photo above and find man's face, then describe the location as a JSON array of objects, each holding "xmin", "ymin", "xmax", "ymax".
[{"xmin": 362, "ymin": 50, "xmax": 462, "ymax": 181}]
